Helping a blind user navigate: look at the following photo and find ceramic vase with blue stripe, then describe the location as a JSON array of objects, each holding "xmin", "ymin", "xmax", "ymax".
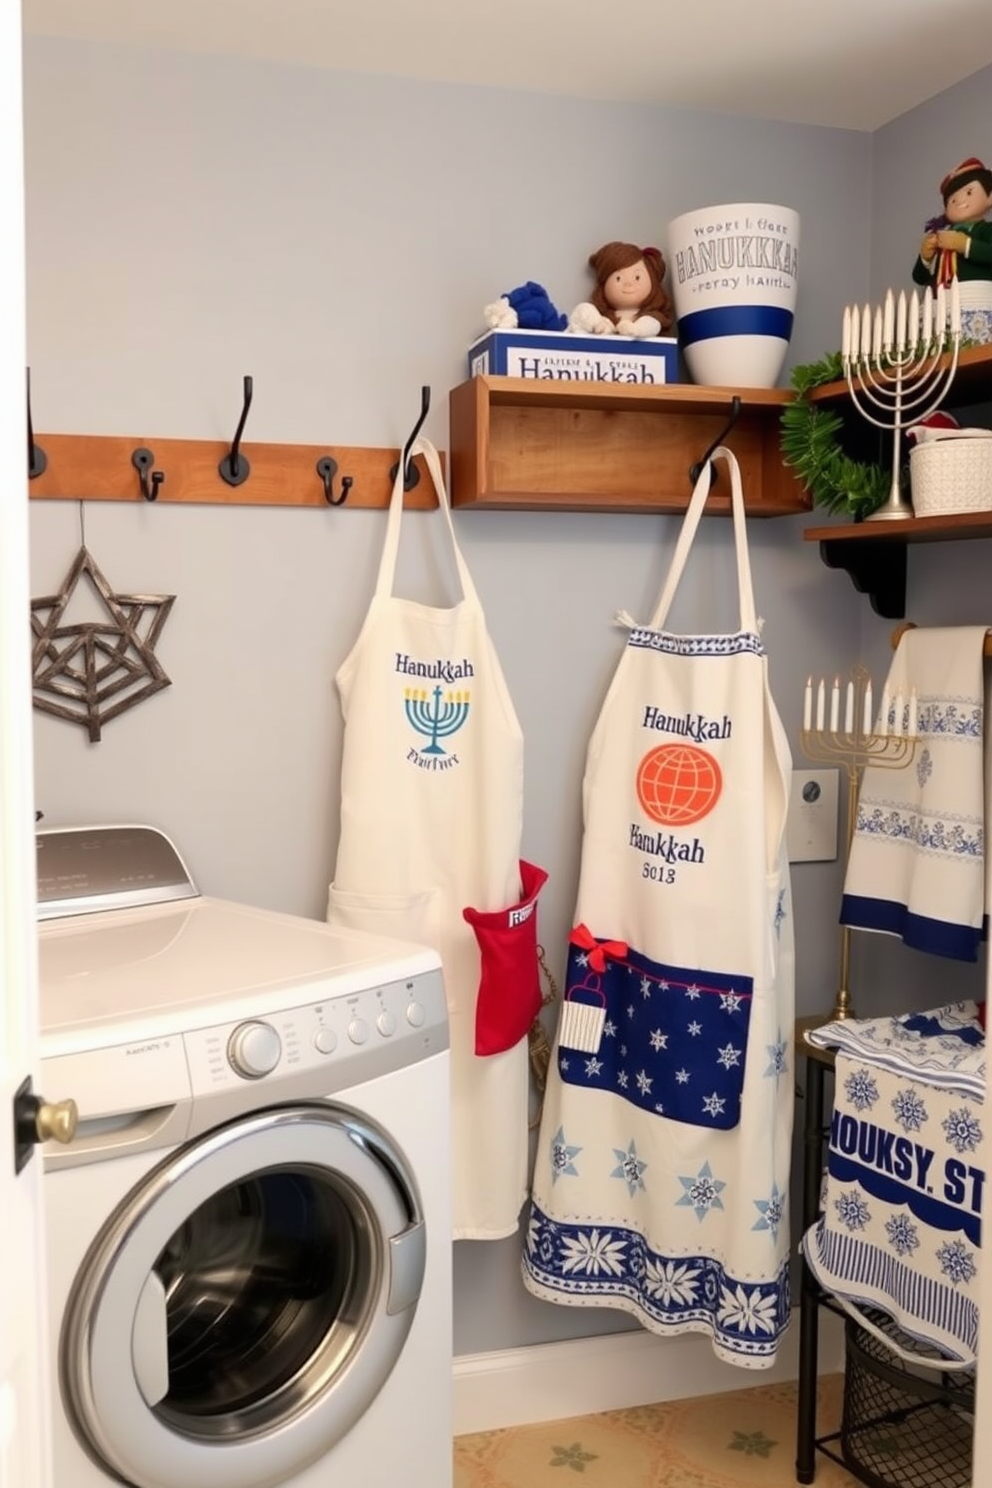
[{"xmin": 666, "ymin": 203, "xmax": 800, "ymax": 388}]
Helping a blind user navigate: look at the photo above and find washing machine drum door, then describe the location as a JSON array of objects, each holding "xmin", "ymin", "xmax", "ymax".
[{"xmin": 61, "ymin": 1104, "xmax": 429, "ymax": 1488}]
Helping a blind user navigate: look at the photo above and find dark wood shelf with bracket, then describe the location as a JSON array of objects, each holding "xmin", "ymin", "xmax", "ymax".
[
  {"xmin": 448, "ymin": 375, "xmax": 809, "ymax": 515},
  {"xmin": 801, "ymin": 343, "xmax": 992, "ymax": 618},
  {"xmin": 804, "ymin": 511, "xmax": 992, "ymax": 620}
]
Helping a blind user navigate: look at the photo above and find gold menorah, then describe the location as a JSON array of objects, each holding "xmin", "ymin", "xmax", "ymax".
[{"xmin": 802, "ymin": 665, "xmax": 919, "ymax": 1022}]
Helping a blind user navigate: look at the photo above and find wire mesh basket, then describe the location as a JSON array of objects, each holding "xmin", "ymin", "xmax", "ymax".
[{"xmin": 840, "ymin": 1307, "xmax": 974, "ymax": 1488}]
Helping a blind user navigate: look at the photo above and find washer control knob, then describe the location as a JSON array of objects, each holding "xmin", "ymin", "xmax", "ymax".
[
  {"xmin": 347, "ymin": 1017, "xmax": 370, "ymax": 1045},
  {"xmin": 228, "ymin": 1021, "xmax": 282, "ymax": 1079},
  {"xmin": 314, "ymin": 1027, "xmax": 338, "ymax": 1056},
  {"xmin": 376, "ymin": 1009, "xmax": 397, "ymax": 1038},
  {"xmin": 406, "ymin": 1001, "xmax": 426, "ymax": 1028}
]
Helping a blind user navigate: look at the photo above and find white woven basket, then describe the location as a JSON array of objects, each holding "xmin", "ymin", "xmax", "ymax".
[{"xmin": 909, "ymin": 435, "xmax": 992, "ymax": 516}]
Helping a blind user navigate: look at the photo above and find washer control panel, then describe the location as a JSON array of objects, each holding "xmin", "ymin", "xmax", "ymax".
[{"xmin": 183, "ymin": 967, "xmax": 447, "ymax": 1097}]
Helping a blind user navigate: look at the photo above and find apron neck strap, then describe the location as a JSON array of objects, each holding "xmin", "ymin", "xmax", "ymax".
[
  {"xmin": 648, "ymin": 447, "xmax": 758, "ymax": 634},
  {"xmin": 374, "ymin": 436, "xmax": 480, "ymax": 605}
]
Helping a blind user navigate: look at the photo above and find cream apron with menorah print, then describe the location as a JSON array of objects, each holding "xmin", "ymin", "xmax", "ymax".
[
  {"xmin": 327, "ymin": 438, "xmax": 529, "ymax": 1240},
  {"xmin": 522, "ymin": 448, "xmax": 796, "ymax": 1366}
]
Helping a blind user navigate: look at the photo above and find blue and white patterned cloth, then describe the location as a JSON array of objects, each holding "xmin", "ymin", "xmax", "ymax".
[
  {"xmin": 841, "ymin": 626, "xmax": 988, "ymax": 961},
  {"xmin": 802, "ymin": 1046, "xmax": 983, "ymax": 1365},
  {"xmin": 806, "ymin": 1002, "xmax": 986, "ymax": 1098},
  {"xmin": 962, "ymin": 306, "xmax": 992, "ymax": 345},
  {"xmin": 627, "ymin": 627, "xmax": 764, "ymax": 659}
]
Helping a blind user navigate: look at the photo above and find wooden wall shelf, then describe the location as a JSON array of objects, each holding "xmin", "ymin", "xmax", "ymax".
[
  {"xmin": 447, "ymin": 375, "xmax": 809, "ymax": 515},
  {"xmin": 801, "ymin": 343, "xmax": 992, "ymax": 618},
  {"xmin": 27, "ymin": 434, "xmax": 442, "ymax": 509}
]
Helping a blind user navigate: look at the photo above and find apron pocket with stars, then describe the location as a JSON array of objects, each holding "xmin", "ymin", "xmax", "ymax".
[
  {"xmin": 556, "ymin": 939, "xmax": 753, "ymax": 1131},
  {"xmin": 464, "ymin": 860, "xmax": 548, "ymax": 1056}
]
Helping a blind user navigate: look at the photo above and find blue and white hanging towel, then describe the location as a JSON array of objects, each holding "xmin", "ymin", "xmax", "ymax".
[
  {"xmin": 841, "ymin": 626, "xmax": 988, "ymax": 961},
  {"xmin": 802, "ymin": 1047, "xmax": 983, "ymax": 1365},
  {"xmin": 806, "ymin": 1002, "xmax": 986, "ymax": 1099}
]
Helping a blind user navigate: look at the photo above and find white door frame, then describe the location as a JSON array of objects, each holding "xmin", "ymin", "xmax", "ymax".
[{"xmin": 0, "ymin": 5, "xmax": 53, "ymax": 1486}]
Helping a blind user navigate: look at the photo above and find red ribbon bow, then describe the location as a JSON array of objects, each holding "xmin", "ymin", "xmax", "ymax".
[{"xmin": 569, "ymin": 923, "xmax": 628, "ymax": 974}]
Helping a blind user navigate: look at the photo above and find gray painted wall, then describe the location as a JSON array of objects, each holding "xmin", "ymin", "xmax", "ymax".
[
  {"xmin": 22, "ymin": 34, "xmax": 888, "ymax": 1361},
  {"xmin": 845, "ymin": 69, "xmax": 992, "ymax": 1015},
  {"xmin": 870, "ymin": 63, "xmax": 992, "ymax": 306}
]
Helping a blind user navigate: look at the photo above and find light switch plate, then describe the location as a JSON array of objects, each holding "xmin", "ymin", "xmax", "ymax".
[{"xmin": 787, "ymin": 768, "xmax": 839, "ymax": 862}]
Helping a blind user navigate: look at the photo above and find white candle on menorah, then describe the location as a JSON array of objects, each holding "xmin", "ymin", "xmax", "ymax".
[
  {"xmin": 841, "ymin": 279, "xmax": 961, "ymax": 522},
  {"xmin": 802, "ymin": 665, "xmax": 919, "ymax": 1022}
]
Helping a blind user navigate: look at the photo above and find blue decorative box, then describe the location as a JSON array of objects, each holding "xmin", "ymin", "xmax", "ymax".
[{"xmin": 468, "ymin": 329, "xmax": 680, "ymax": 385}]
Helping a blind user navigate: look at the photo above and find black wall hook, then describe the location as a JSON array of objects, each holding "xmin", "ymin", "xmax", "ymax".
[
  {"xmin": 132, "ymin": 447, "xmax": 165, "ymax": 501},
  {"xmin": 27, "ymin": 367, "xmax": 47, "ymax": 479},
  {"xmin": 389, "ymin": 385, "xmax": 431, "ymax": 492},
  {"xmin": 316, "ymin": 457, "xmax": 354, "ymax": 507},
  {"xmin": 690, "ymin": 395, "xmax": 743, "ymax": 488},
  {"xmin": 218, "ymin": 374, "xmax": 253, "ymax": 487}
]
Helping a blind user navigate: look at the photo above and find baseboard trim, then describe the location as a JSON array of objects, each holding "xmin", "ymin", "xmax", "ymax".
[{"xmin": 453, "ymin": 1310, "xmax": 845, "ymax": 1435}]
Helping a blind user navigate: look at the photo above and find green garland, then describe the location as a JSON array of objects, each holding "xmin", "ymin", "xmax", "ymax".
[{"xmin": 780, "ymin": 352, "xmax": 889, "ymax": 519}]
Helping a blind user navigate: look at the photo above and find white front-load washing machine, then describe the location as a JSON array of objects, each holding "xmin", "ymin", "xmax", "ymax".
[{"xmin": 36, "ymin": 825, "xmax": 452, "ymax": 1488}]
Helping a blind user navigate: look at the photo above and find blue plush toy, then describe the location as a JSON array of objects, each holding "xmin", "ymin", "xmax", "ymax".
[{"xmin": 483, "ymin": 280, "xmax": 568, "ymax": 332}]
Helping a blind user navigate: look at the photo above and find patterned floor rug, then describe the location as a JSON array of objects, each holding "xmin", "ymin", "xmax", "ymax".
[{"xmin": 455, "ymin": 1375, "xmax": 862, "ymax": 1486}]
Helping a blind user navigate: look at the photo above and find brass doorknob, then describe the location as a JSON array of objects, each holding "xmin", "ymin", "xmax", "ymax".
[
  {"xmin": 35, "ymin": 1098, "xmax": 78, "ymax": 1145},
  {"xmin": 13, "ymin": 1079, "xmax": 80, "ymax": 1173}
]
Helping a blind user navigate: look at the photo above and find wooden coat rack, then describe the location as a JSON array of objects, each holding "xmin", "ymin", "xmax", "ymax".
[{"xmin": 26, "ymin": 376, "xmax": 442, "ymax": 510}]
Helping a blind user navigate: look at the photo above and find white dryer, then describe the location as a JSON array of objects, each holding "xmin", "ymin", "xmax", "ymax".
[{"xmin": 35, "ymin": 825, "xmax": 452, "ymax": 1488}]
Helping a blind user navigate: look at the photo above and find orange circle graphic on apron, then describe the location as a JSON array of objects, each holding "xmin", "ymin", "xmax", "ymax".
[{"xmin": 636, "ymin": 743, "xmax": 723, "ymax": 826}]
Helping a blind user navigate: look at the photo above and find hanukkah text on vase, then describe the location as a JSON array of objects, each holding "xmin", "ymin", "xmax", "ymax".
[{"xmin": 675, "ymin": 231, "xmax": 798, "ymax": 291}]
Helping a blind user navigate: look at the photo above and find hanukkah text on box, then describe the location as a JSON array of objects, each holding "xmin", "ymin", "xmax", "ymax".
[{"xmin": 508, "ymin": 349, "xmax": 667, "ymax": 383}]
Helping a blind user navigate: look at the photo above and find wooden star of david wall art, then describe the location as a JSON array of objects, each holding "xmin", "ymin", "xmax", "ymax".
[{"xmin": 31, "ymin": 547, "xmax": 176, "ymax": 743}]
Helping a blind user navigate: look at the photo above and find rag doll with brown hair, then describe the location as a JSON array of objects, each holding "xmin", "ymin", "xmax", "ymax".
[{"xmin": 570, "ymin": 241, "xmax": 674, "ymax": 338}]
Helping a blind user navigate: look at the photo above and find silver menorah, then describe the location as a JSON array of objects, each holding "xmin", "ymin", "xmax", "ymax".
[
  {"xmin": 841, "ymin": 279, "xmax": 962, "ymax": 522},
  {"xmin": 404, "ymin": 685, "xmax": 470, "ymax": 755}
]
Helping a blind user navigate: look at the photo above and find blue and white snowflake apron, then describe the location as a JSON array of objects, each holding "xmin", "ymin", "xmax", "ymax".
[{"xmin": 522, "ymin": 448, "xmax": 796, "ymax": 1367}]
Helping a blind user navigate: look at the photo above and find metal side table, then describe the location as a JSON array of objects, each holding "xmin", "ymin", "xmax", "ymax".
[{"xmin": 794, "ymin": 1014, "xmax": 836, "ymax": 1484}]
